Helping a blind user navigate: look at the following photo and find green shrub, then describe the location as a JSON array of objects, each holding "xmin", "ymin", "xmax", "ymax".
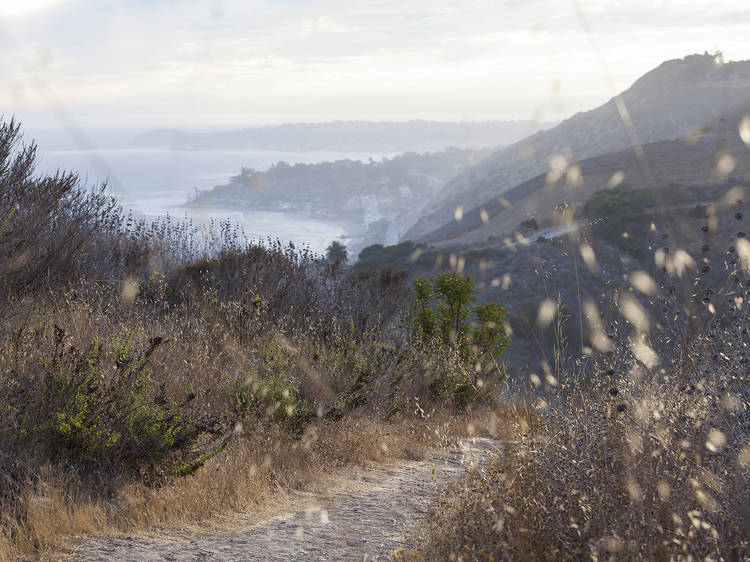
[
  {"xmin": 472, "ymin": 301, "xmax": 511, "ymax": 363},
  {"xmin": 7, "ymin": 325, "xmax": 218, "ymax": 476},
  {"xmin": 232, "ymin": 337, "xmax": 310, "ymax": 432},
  {"xmin": 427, "ymin": 357, "xmax": 480, "ymax": 409},
  {"xmin": 414, "ymin": 273, "xmax": 509, "ymax": 361},
  {"xmin": 355, "ymin": 240, "xmax": 420, "ymax": 269},
  {"xmin": 411, "ymin": 273, "xmax": 510, "ymax": 405},
  {"xmin": 584, "ymin": 184, "xmax": 647, "ymax": 256},
  {"xmin": 433, "ymin": 272, "xmax": 476, "ymax": 354},
  {"xmin": 412, "ymin": 277, "xmax": 436, "ymax": 339}
]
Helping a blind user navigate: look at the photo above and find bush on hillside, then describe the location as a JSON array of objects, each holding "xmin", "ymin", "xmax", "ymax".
[
  {"xmin": 585, "ymin": 184, "xmax": 648, "ymax": 257},
  {"xmin": 356, "ymin": 240, "xmax": 421, "ymax": 269},
  {"xmin": 412, "ymin": 273, "xmax": 510, "ymax": 405},
  {"xmin": 0, "ymin": 118, "xmax": 126, "ymax": 295}
]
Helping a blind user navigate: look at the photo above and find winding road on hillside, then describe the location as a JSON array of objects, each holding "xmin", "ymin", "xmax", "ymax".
[{"xmin": 75, "ymin": 439, "xmax": 497, "ymax": 561}]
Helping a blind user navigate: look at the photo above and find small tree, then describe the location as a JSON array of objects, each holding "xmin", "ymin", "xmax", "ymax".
[
  {"xmin": 412, "ymin": 272, "xmax": 509, "ymax": 370},
  {"xmin": 472, "ymin": 302, "xmax": 510, "ymax": 368},
  {"xmin": 413, "ymin": 277, "xmax": 436, "ymax": 338},
  {"xmin": 433, "ymin": 272, "xmax": 475, "ymax": 352},
  {"xmin": 411, "ymin": 273, "xmax": 510, "ymax": 404},
  {"xmin": 325, "ymin": 240, "xmax": 348, "ymax": 265}
]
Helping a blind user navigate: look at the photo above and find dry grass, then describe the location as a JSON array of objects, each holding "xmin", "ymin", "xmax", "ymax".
[
  {"xmin": 413, "ymin": 208, "xmax": 750, "ymax": 560},
  {"xmin": 0, "ymin": 117, "xmax": 503, "ymax": 559},
  {"xmin": 2, "ymin": 410, "xmax": 481, "ymax": 560},
  {"xmin": 0, "ymin": 270, "xmax": 484, "ymax": 559},
  {"xmin": 418, "ymin": 369, "xmax": 749, "ymax": 560}
]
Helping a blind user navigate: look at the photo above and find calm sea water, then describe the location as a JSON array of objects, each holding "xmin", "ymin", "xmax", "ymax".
[{"xmin": 29, "ymin": 131, "xmax": 391, "ymax": 253}]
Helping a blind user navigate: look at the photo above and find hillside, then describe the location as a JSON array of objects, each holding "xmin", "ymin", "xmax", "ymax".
[
  {"xmin": 422, "ymin": 98, "xmax": 750, "ymax": 248},
  {"xmin": 0, "ymin": 118, "xmax": 507, "ymax": 559},
  {"xmin": 132, "ymin": 120, "xmax": 552, "ymax": 153},
  {"xmin": 405, "ymin": 53, "xmax": 750, "ymax": 241}
]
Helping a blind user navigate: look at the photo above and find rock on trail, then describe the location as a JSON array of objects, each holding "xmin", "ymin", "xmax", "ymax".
[{"xmin": 76, "ymin": 438, "xmax": 497, "ymax": 561}]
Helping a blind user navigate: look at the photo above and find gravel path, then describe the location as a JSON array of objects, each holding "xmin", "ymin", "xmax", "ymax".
[{"xmin": 75, "ymin": 438, "xmax": 497, "ymax": 561}]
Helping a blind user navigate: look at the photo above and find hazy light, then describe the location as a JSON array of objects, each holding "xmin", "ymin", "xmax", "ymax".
[
  {"xmin": 714, "ymin": 151, "xmax": 736, "ymax": 179},
  {"xmin": 706, "ymin": 429, "xmax": 727, "ymax": 452},
  {"xmin": 667, "ymin": 249, "xmax": 695, "ymax": 278},
  {"xmin": 620, "ymin": 294, "xmax": 649, "ymax": 332},
  {"xmin": 579, "ymin": 243, "xmax": 598, "ymax": 272},
  {"xmin": 607, "ymin": 171, "xmax": 625, "ymax": 188},
  {"xmin": 739, "ymin": 115, "xmax": 750, "ymax": 145},
  {"xmin": 566, "ymin": 164, "xmax": 583, "ymax": 188},
  {"xmin": 736, "ymin": 238, "xmax": 750, "ymax": 272},
  {"xmin": 630, "ymin": 334, "xmax": 659, "ymax": 368},
  {"xmin": 0, "ymin": 0, "xmax": 67, "ymax": 17},
  {"xmin": 629, "ymin": 270, "xmax": 657, "ymax": 296},
  {"xmin": 583, "ymin": 299, "xmax": 612, "ymax": 352},
  {"xmin": 537, "ymin": 299, "xmax": 557, "ymax": 328}
]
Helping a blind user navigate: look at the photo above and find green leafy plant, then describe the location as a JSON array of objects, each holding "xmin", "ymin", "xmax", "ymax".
[
  {"xmin": 432, "ymin": 272, "xmax": 476, "ymax": 352},
  {"xmin": 232, "ymin": 337, "xmax": 310, "ymax": 432},
  {"xmin": 412, "ymin": 277, "xmax": 436, "ymax": 339},
  {"xmin": 472, "ymin": 301, "xmax": 511, "ymax": 366},
  {"xmin": 411, "ymin": 273, "xmax": 510, "ymax": 404},
  {"xmin": 9, "ymin": 326, "xmax": 219, "ymax": 476},
  {"xmin": 584, "ymin": 184, "xmax": 647, "ymax": 256}
]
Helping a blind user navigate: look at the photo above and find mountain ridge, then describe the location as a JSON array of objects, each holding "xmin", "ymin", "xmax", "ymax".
[
  {"xmin": 404, "ymin": 53, "xmax": 750, "ymax": 242},
  {"xmin": 418, "ymin": 95, "xmax": 750, "ymax": 248},
  {"xmin": 131, "ymin": 120, "xmax": 554, "ymax": 153}
]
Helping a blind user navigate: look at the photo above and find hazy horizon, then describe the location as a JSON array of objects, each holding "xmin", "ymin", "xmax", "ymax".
[{"xmin": 2, "ymin": 0, "xmax": 748, "ymax": 131}]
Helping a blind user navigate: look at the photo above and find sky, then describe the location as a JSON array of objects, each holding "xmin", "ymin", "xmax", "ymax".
[{"xmin": 1, "ymin": 0, "xmax": 749, "ymax": 130}]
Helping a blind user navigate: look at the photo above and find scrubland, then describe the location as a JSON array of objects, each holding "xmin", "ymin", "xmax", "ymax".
[
  {"xmin": 0, "ymin": 119, "xmax": 498, "ymax": 560},
  {"xmin": 412, "ymin": 205, "xmax": 750, "ymax": 560},
  {"xmin": 1, "ymin": 116, "xmax": 748, "ymax": 561}
]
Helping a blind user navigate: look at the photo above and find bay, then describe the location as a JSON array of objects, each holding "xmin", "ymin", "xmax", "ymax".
[{"xmin": 32, "ymin": 141, "xmax": 394, "ymax": 253}]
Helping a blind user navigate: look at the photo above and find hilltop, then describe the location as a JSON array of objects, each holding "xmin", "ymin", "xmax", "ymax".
[
  {"xmin": 405, "ymin": 53, "xmax": 750, "ymax": 241},
  {"xmin": 421, "ymin": 97, "xmax": 750, "ymax": 247}
]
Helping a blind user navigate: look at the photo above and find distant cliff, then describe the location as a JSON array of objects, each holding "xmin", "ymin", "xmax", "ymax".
[{"xmin": 131, "ymin": 120, "xmax": 552, "ymax": 153}]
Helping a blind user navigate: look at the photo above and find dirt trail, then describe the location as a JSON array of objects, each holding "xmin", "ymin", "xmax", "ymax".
[{"xmin": 75, "ymin": 438, "xmax": 498, "ymax": 561}]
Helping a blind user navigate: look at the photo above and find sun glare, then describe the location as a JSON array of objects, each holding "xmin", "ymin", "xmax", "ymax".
[{"xmin": 0, "ymin": 0, "xmax": 67, "ymax": 18}]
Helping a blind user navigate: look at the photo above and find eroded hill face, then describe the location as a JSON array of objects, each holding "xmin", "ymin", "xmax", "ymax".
[{"xmin": 405, "ymin": 54, "xmax": 750, "ymax": 242}]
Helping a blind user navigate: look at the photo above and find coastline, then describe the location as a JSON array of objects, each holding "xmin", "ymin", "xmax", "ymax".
[{"xmin": 182, "ymin": 202, "xmax": 367, "ymax": 254}]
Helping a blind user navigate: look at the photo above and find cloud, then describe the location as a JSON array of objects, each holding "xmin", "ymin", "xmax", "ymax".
[
  {"xmin": 0, "ymin": 0, "xmax": 72, "ymax": 18},
  {"xmin": 3, "ymin": 0, "xmax": 749, "ymax": 126}
]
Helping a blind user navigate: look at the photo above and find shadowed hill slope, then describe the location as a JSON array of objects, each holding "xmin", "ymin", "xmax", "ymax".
[
  {"xmin": 421, "ymin": 98, "xmax": 750, "ymax": 248},
  {"xmin": 405, "ymin": 54, "xmax": 750, "ymax": 242}
]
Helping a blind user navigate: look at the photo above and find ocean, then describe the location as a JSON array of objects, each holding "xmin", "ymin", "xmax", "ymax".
[{"xmin": 27, "ymin": 128, "xmax": 390, "ymax": 253}]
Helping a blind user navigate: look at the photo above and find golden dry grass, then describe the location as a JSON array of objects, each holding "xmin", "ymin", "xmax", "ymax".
[
  {"xmin": 415, "ymin": 308, "xmax": 750, "ymax": 560},
  {"xmin": 2, "ymin": 409, "xmax": 492, "ymax": 560}
]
